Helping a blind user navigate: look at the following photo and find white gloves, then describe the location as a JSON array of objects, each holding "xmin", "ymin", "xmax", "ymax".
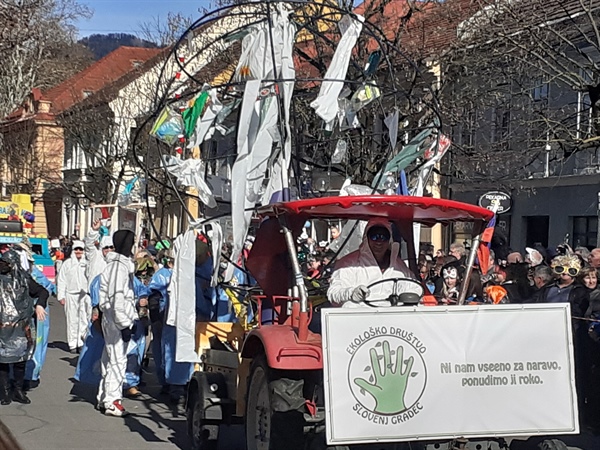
[{"xmin": 350, "ymin": 285, "xmax": 370, "ymax": 303}]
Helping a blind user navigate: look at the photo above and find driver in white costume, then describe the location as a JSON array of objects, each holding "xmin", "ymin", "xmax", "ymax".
[{"xmin": 327, "ymin": 218, "xmax": 421, "ymax": 307}]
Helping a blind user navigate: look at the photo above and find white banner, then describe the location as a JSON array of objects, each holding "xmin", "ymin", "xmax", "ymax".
[{"xmin": 322, "ymin": 304, "xmax": 578, "ymax": 445}]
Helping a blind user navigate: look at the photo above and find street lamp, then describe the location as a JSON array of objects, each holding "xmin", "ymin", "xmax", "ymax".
[
  {"xmin": 63, "ymin": 194, "xmax": 90, "ymax": 210},
  {"xmin": 63, "ymin": 194, "xmax": 90, "ymax": 236}
]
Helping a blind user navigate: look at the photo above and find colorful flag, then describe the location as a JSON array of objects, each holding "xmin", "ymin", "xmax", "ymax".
[{"xmin": 477, "ymin": 214, "xmax": 496, "ymax": 274}]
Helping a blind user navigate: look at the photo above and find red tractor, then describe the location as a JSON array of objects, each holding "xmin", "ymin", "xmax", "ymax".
[{"xmin": 187, "ymin": 195, "xmax": 575, "ymax": 450}]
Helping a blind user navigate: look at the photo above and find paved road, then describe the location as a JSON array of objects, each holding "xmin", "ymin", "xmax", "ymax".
[
  {"xmin": 2, "ymin": 297, "xmax": 600, "ymax": 450},
  {"xmin": 1, "ymin": 297, "xmax": 189, "ymax": 450}
]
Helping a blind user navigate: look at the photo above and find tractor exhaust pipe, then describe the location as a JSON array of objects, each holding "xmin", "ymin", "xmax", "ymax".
[{"xmin": 279, "ymin": 217, "xmax": 309, "ymax": 341}]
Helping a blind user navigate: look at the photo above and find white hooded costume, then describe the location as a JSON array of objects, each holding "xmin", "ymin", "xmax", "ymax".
[
  {"xmin": 96, "ymin": 233, "xmax": 137, "ymax": 411},
  {"xmin": 327, "ymin": 219, "xmax": 420, "ymax": 307},
  {"xmin": 84, "ymin": 229, "xmax": 113, "ymax": 290},
  {"xmin": 56, "ymin": 241, "xmax": 89, "ymax": 350}
]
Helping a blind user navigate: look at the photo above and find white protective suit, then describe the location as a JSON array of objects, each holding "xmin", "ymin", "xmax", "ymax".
[
  {"xmin": 84, "ymin": 230, "xmax": 111, "ymax": 290},
  {"xmin": 96, "ymin": 252, "xmax": 137, "ymax": 409},
  {"xmin": 327, "ymin": 219, "xmax": 421, "ymax": 307},
  {"xmin": 56, "ymin": 254, "xmax": 89, "ymax": 350}
]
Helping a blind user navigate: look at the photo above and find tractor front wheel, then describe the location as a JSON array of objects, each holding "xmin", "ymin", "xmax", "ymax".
[
  {"xmin": 245, "ymin": 354, "xmax": 306, "ymax": 450},
  {"xmin": 188, "ymin": 388, "xmax": 218, "ymax": 450}
]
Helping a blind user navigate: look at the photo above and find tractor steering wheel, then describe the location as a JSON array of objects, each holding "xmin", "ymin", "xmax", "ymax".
[{"xmin": 363, "ymin": 277, "xmax": 425, "ymax": 307}]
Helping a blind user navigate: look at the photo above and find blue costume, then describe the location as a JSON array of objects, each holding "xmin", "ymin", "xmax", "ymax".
[
  {"xmin": 195, "ymin": 257, "xmax": 216, "ymax": 321},
  {"xmin": 147, "ymin": 267, "xmax": 171, "ymax": 388},
  {"xmin": 25, "ymin": 267, "xmax": 55, "ymax": 383},
  {"xmin": 75, "ymin": 275, "xmax": 147, "ymax": 389},
  {"xmin": 123, "ymin": 277, "xmax": 148, "ymax": 390},
  {"xmin": 74, "ymin": 275, "xmax": 104, "ymax": 384},
  {"xmin": 151, "ymin": 266, "xmax": 194, "ymax": 399}
]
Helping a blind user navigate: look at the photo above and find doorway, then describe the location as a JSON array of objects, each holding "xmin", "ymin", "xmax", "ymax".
[{"xmin": 525, "ymin": 216, "xmax": 549, "ymax": 248}]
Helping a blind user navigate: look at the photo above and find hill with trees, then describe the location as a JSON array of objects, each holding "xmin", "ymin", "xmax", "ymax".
[{"xmin": 79, "ymin": 33, "xmax": 159, "ymax": 60}]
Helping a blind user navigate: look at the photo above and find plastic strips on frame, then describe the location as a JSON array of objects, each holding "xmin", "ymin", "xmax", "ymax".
[
  {"xmin": 167, "ymin": 230, "xmax": 200, "ymax": 363},
  {"xmin": 310, "ymin": 15, "xmax": 364, "ymax": 124},
  {"xmin": 162, "ymin": 155, "xmax": 217, "ymax": 208}
]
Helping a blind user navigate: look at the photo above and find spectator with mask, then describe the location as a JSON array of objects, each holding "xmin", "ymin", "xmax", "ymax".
[
  {"xmin": 525, "ymin": 247, "xmax": 545, "ymax": 267},
  {"xmin": 0, "ymin": 250, "xmax": 49, "ymax": 405},
  {"xmin": 435, "ymin": 264, "xmax": 462, "ymax": 304},
  {"xmin": 534, "ymin": 255, "xmax": 588, "ymax": 315},
  {"xmin": 533, "ymin": 254, "xmax": 589, "ymax": 420}
]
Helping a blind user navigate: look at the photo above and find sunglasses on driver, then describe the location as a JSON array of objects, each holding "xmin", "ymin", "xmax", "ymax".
[
  {"xmin": 553, "ymin": 265, "xmax": 579, "ymax": 277},
  {"xmin": 367, "ymin": 230, "xmax": 390, "ymax": 242}
]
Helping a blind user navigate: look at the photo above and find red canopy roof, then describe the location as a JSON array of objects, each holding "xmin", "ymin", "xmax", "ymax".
[{"xmin": 257, "ymin": 195, "xmax": 493, "ymax": 227}]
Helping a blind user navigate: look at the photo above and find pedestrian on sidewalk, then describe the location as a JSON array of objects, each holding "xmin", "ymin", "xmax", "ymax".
[
  {"xmin": 0, "ymin": 249, "xmax": 49, "ymax": 405},
  {"xmin": 57, "ymin": 240, "xmax": 89, "ymax": 353},
  {"xmin": 96, "ymin": 229, "xmax": 136, "ymax": 417}
]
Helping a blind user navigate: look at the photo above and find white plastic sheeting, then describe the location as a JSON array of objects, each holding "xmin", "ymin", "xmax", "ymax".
[
  {"xmin": 162, "ymin": 155, "xmax": 217, "ymax": 208},
  {"xmin": 229, "ymin": 7, "xmax": 297, "ymax": 279},
  {"xmin": 230, "ymin": 79, "xmax": 262, "ymax": 281},
  {"xmin": 261, "ymin": 6, "xmax": 296, "ymax": 205},
  {"xmin": 411, "ymin": 134, "xmax": 451, "ymax": 254},
  {"xmin": 167, "ymin": 230, "xmax": 200, "ymax": 363},
  {"xmin": 310, "ymin": 15, "xmax": 364, "ymax": 124},
  {"xmin": 191, "ymin": 218, "xmax": 223, "ymax": 288}
]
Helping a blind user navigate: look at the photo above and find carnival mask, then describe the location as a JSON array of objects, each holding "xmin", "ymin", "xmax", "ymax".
[
  {"xmin": 551, "ymin": 255, "xmax": 581, "ymax": 277},
  {"xmin": 443, "ymin": 266, "xmax": 459, "ymax": 280}
]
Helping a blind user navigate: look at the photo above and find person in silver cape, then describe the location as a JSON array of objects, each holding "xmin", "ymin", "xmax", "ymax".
[{"xmin": 0, "ymin": 249, "xmax": 49, "ymax": 405}]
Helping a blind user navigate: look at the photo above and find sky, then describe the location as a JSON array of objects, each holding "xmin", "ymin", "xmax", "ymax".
[{"xmin": 75, "ymin": 0, "xmax": 211, "ymax": 38}]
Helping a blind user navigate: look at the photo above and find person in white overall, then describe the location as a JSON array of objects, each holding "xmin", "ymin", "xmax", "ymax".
[
  {"xmin": 96, "ymin": 230, "xmax": 137, "ymax": 417},
  {"xmin": 57, "ymin": 240, "xmax": 89, "ymax": 353},
  {"xmin": 85, "ymin": 219, "xmax": 114, "ymax": 290},
  {"xmin": 328, "ymin": 218, "xmax": 421, "ymax": 307}
]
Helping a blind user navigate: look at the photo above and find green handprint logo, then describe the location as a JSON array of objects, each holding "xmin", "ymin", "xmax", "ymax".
[{"xmin": 353, "ymin": 340, "xmax": 415, "ymax": 415}]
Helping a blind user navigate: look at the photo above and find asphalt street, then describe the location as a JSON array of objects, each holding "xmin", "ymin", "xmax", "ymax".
[
  {"xmin": 1, "ymin": 297, "xmax": 190, "ymax": 450},
  {"xmin": 2, "ymin": 296, "xmax": 600, "ymax": 450}
]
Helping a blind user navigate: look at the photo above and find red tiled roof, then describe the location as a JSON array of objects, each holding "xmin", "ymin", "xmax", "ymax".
[
  {"xmin": 44, "ymin": 46, "xmax": 162, "ymax": 113},
  {"xmin": 401, "ymin": 0, "xmax": 482, "ymax": 57},
  {"xmin": 354, "ymin": 0, "xmax": 481, "ymax": 58},
  {"xmin": 294, "ymin": 0, "xmax": 479, "ymax": 83},
  {"xmin": 2, "ymin": 46, "xmax": 161, "ymax": 126}
]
